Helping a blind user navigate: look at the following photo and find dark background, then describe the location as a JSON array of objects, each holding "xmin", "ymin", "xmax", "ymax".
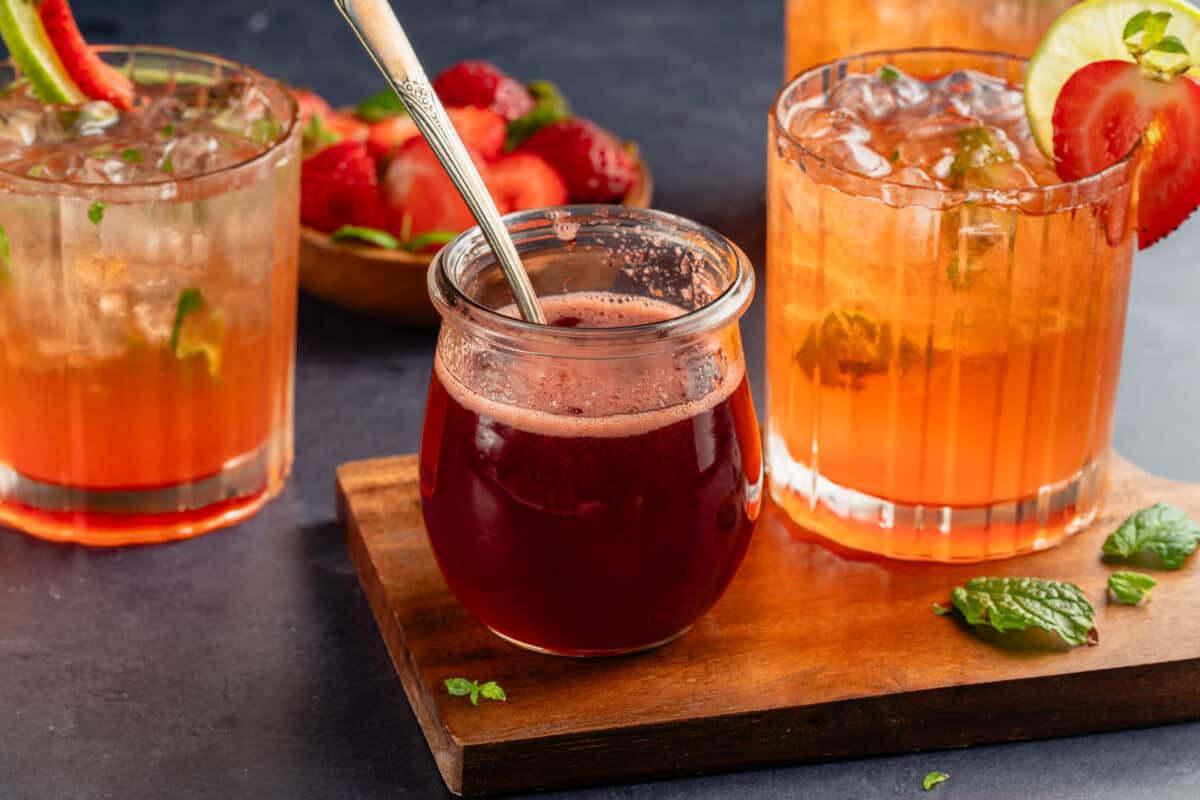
[{"xmin": 3, "ymin": 1, "xmax": 1199, "ymax": 798}]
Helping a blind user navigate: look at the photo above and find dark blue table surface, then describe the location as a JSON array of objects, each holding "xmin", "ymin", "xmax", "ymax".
[{"xmin": 3, "ymin": 1, "xmax": 1199, "ymax": 798}]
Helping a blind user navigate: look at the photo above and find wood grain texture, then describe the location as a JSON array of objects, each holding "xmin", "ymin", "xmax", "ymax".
[
  {"xmin": 299, "ymin": 160, "xmax": 653, "ymax": 325},
  {"xmin": 335, "ymin": 454, "xmax": 1200, "ymax": 797}
]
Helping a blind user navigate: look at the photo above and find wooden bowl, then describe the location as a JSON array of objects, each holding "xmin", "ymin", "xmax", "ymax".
[{"xmin": 299, "ymin": 159, "xmax": 654, "ymax": 325}]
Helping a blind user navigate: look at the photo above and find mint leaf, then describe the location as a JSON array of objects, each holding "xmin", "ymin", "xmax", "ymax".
[
  {"xmin": 505, "ymin": 80, "xmax": 571, "ymax": 151},
  {"xmin": 1108, "ymin": 571, "xmax": 1157, "ymax": 604},
  {"xmin": 331, "ymin": 225, "xmax": 400, "ymax": 250},
  {"xmin": 0, "ymin": 222, "xmax": 10, "ymax": 284},
  {"xmin": 948, "ymin": 577, "xmax": 1097, "ymax": 646},
  {"xmin": 402, "ymin": 230, "xmax": 459, "ymax": 252},
  {"xmin": 879, "ymin": 65, "xmax": 900, "ymax": 82},
  {"xmin": 445, "ymin": 678, "xmax": 475, "ymax": 697},
  {"xmin": 1123, "ymin": 9, "xmax": 1152, "ymax": 42},
  {"xmin": 922, "ymin": 771, "xmax": 949, "ymax": 791},
  {"xmin": 121, "ymin": 147, "xmax": 143, "ymax": 163},
  {"xmin": 170, "ymin": 287, "xmax": 205, "ymax": 354},
  {"xmin": 478, "ymin": 681, "xmax": 506, "ymax": 702},
  {"xmin": 1102, "ymin": 502, "xmax": 1200, "ymax": 569},
  {"xmin": 355, "ymin": 86, "xmax": 408, "ymax": 122},
  {"xmin": 1152, "ymin": 35, "xmax": 1189, "ymax": 55},
  {"xmin": 1141, "ymin": 11, "xmax": 1173, "ymax": 52},
  {"xmin": 160, "ymin": 151, "xmax": 174, "ymax": 175},
  {"xmin": 88, "ymin": 201, "xmax": 105, "ymax": 225},
  {"xmin": 160, "ymin": 123, "xmax": 175, "ymax": 138},
  {"xmin": 250, "ymin": 118, "xmax": 282, "ymax": 146}
]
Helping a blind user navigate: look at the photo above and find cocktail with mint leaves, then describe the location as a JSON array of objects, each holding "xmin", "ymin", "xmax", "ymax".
[
  {"xmin": 0, "ymin": 0, "xmax": 299, "ymax": 544},
  {"xmin": 767, "ymin": 0, "xmax": 1200, "ymax": 561}
]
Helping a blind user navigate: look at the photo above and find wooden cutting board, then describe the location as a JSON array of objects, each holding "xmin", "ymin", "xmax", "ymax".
[{"xmin": 336, "ymin": 454, "xmax": 1200, "ymax": 797}]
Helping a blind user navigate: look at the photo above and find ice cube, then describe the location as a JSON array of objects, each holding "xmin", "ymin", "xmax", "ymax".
[
  {"xmin": 169, "ymin": 131, "xmax": 252, "ymax": 177},
  {"xmin": 934, "ymin": 70, "xmax": 1024, "ymax": 121},
  {"xmin": 0, "ymin": 104, "xmax": 41, "ymax": 147},
  {"xmin": 819, "ymin": 140, "xmax": 893, "ymax": 178},
  {"xmin": 896, "ymin": 111, "xmax": 981, "ymax": 169},
  {"xmin": 74, "ymin": 101, "xmax": 120, "ymax": 137},
  {"xmin": 829, "ymin": 74, "xmax": 898, "ymax": 121},
  {"xmin": 786, "ymin": 107, "xmax": 871, "ymax": 144},
  {"xmin": 958, "ymin": 159, "xmax": 1038, "ymax": 191},
  {"xmin": 889, "ymin": 72, "xmax": 930, "ymax": 109}
]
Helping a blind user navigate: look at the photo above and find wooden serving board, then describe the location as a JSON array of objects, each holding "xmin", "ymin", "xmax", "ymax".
[{"xmin": 336, "ymin": 455, "xmax": 1200, "ymax": 797}]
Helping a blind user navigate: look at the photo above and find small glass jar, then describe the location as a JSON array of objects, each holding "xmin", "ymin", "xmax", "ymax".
[{"xmin": 420, "ymin": 206, "xmax": 761, "ymax": 656}]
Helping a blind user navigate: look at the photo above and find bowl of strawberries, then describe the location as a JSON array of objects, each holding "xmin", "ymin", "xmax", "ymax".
[{"xmin": 294, "ymin": 60, "xmax": 652, "ymax": 324}]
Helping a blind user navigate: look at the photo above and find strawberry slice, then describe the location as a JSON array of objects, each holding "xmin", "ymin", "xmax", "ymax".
[
  {"xmin": 37, "ymin": 0, "xmax": 133, "ymax": 109},
  {"xmin": 382, "ymin": 138, "xmax": 480, "ymax": 240},
  {"xmin": 300, "ymin": 141, "xmax": 390, "ymax": 233},
  {"xmin": 485, "ymin": 153, "xmax": 567, "ymax": 213},
  {"xmin": 366, "ymin": 107, "xmax": 505, "ymax": 162},
  {"xmin": 1053, "ymin": 60, "xmax": 1200, "ymax": 248}
]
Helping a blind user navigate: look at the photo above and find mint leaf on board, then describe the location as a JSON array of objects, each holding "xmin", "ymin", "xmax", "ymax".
[
  {"xmin": 170, "ymin": 287, "xmax": 205, "ymax": 354},
  {"xmin": 330, "ymin": 225, "xmax": 400, "ymax": 250},
  {"xmin": 88, "ymin": 201, "xmax": 105, "ymax": 225},
  {"xmin": 402, "ymin": 230, "xmax": 459, "ymax": 252},
  {"xmin": 947, "ymin": 577, "xmax": 1097, "ymax": 646},
  {"xmin": 0, "ymin": 222, "xmax": 10, "ymax": 284},
  {"xmin": 505, "ymin": 80, "xmax": 571, "ymax": 151},
  {"xmin": 1108, "ymin": 571, "xmax": 1157, "ymax": 604},
  {"xmin": 445, "ymin": 677, "xmax": 506, "ymax": 706},
  {"xmin": 922, "ymin": 771, "xmax": 949, "ymax": 791},
  {"xmin": 355, "ymin": 86, "xmax": 408, "ymax": 122},
  {"xmin": 1102, "ymin": 502, "xmax": 1200, "ymax": 569}
]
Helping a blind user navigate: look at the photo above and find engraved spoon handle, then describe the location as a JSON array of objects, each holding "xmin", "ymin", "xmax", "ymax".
[{"xmin": 333, "ymin": 0, "xmax": 546, "ymax": 324}]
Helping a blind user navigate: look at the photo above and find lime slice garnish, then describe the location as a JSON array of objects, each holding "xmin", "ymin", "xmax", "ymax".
[
  {"xmin": 0, "ymin": 0, "xmax": 84, "ymax": 103},
  {"xmin": 1024, "ymin": 0, "xmax": 1200, "ymax": 157}
]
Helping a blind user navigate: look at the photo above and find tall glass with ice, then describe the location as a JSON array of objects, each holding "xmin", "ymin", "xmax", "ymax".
[
  {"xmin": 0, "ymin": 48, "xmax": 300, "ymax": 545},
  {"xmin": 767, "ymin": 50, "xmax": 1137, "ymax": 561},
  {"xmin": 420, "ymin": 207, "xmax": 761, "ymax": 656}
]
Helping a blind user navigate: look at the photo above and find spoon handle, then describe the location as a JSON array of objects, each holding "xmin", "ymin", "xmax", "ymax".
[{"xmin": 333, "ymin": 0, "xmax": 546, "ymax": 324}]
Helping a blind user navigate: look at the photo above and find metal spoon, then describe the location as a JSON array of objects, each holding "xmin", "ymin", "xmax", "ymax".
[{"xmin": 333, "ymin": 0, "xmax": 547, "ymax": 324}]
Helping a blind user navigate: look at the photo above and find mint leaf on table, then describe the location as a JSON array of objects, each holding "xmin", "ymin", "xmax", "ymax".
[
  {"xmin": 922, "ymin": 771, "xmax": 949, "ymax": 791},
  {"xmin": 505, "ymin": 80, "xmax": 571, "ymax": 151},
  {"xmin": 445, "ymin": 678, "xmax": 506, "ymax": 706},
  {"xmin": 330, "ymin": 225, "xmax": 400, "ymax": 250},
  {"xmin": 1102, "ymin": 503, "xmax": 1200, "ymax": 569},
  {"xmin": 1108, "ymin": 571, "xmax": 1157, "ymax": 604},
  {"xmin": 355, "ymin": 86, "xmax": 408, "ymax": 122},
  {"xmin": 945, "ymin": 577, "xmax": 1097, "ymax": 646}
]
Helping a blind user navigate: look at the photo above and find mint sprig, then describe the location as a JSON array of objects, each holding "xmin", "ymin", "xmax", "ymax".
[
  {"xmin": 330, "ymin": 225, "xmax": 400, "ymax": 250},
  {"xmin": 445, "ymin": 677, "xmax": 506, "ymax": 706},
  {"xmin": 1108, "ymin": 571, "xmax": 1157, "ymax": 604},
  {"xmin": 505, "ymin": 80, "xmax": 571, "ymax": 151},
  {"xmin": 922, "ymin": 771, "xmax": 949, "ymax": 791},
  {"xmin": 1102, "ymin": 502, "xmax": 1200, "ymax": 569},
  {"xmin": 943, "ymin": 576, "xmax": 1097, "ymax": 646},
  {"xmin": 1123, "ymin": 11, "xmax": 1193, "ymax": 76},
  {"xmin": 879, "ymin": 65, "xmax": 900, "ymax": 82}
]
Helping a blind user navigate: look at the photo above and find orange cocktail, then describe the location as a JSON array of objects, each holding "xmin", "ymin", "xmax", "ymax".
[
  {"xmin": 784, "ymin": 0, "xmax": 1077, "ymax": 78},
  {"xmin": 767, "ymin": 49, "xmax": 1137, "ymax": 561},
  {"xmin": 0, "ymin": 48, "xmax": 299, "ymax": 545}
]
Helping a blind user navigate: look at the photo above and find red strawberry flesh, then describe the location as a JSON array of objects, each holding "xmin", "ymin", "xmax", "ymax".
[
  {"xmin": 38, "ymin": 0, "xmax": 133, "ymax": 110},
  {"xmin": 433, "ymin": 60, "xmax": 534, "ymax": 121},
  {"xmin": 518, "ymin": 118, "xmax": 638, "ymax": 203},
  {"xmin": 1052, "ymin": 60, "xmax": 1200, "ymax": 249},
  {"xmin": 300, "ymin": 141, "xmax": 390, "ymax": 233},
  {"xmin": 485, "ymin": 152, "xmax": 568, "ymax": 214}
]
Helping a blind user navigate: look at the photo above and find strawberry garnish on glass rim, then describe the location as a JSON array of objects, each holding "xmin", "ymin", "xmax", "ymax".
[
  {"xmin": 37, "ymin": 0, "xmax": 133, "ymax": 109},
  {"xmin": 1035, "ymin": 3, "xmax": 1200, "ymax": 248}
]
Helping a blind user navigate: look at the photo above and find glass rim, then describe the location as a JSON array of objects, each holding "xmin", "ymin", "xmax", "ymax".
[
  {"xmin": 429, "ymin": 204, "xmax": 755, "ymax": 351},
  {"xmin": 0, "ymin": 44, "xmax": 299, "ymax": 197},
  {"xmin": 772, "ymin": 46, "xmax": 1139, "ymax": 205}
]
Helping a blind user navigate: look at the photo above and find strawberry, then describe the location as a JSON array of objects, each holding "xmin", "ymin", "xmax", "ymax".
[
  {"xmin": 432, "ymin": 60, "xmax": 534, "ymax": 121},
  {"xmin": 1053, "ymin": 60, "xmax": 1200, "ymax": 249},
  {"xmin": 518, "ymin": 118, "xmax": 637, "ymax": 203},
  {"xmin": 37, "ymin": 0, "xmax": 133, "ymax": 109},
  {"xmin": 300, "ymin": 142, "xmax": 390, "ymax": 233},
  {"xmin": 323, "ymin": 111, "xmax": 370, "ymax": 143},
  {"xmin": 366, "ymin": 106, "xmax": 505, "ymax": 162},
  {"xmin": 290, "ymin": 87, "xmax": 332, "ymax": 125},
  {"xmin": 485, "ymin": 153, "xmax": 567, "ymax": 213},
  {"xmin": 366, "ymin": 114, "xmax": 419, "ymax": 160},
  {"xmin": 383, "ymin": 138, "xmax": 479, "ymax": 240}
]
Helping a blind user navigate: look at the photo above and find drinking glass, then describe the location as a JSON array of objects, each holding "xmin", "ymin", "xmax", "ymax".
[
  {"xmin": 767, "ymin": 49, "xmax": 1137, "ymax": 561},
  {"xmin": 420, "ymin": 206, "xmax": 761, "ymax": 656},
  {"xmin": 0, "ymin": 48, "xmax": 300, "ymax": 545}
]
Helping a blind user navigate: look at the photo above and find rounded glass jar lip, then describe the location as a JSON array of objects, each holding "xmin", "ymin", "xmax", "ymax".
[
  {"xmin": 0, "ymin": 45, "xmax": 299, "ymax": 199},
  {"xmin": 771, "ymin": 46, "xmax": 1138, "ymax": 207},
  {"xmin": 429, "ymin": 205, "xmax": 755, "ymax": 352}
]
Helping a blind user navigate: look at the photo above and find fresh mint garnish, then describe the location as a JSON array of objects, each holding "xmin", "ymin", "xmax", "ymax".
[
  {"xmin": 87, "ymin": 201, "xmax": 105, "ymax": 225},
  {"xmin": 0, "ymin": 223, "xmax": 10, "ymax": 285},
  {"xmin": 505, "ymin": 80, "xmax": 571, "ymax": 151},
  {"xmin": 302, "ymin": 112, "xmax": 340, "ymax": 154},
  {"xmin": 160, "ymin": 123, "xmax": 175, "ymax": 138},
  {"xmin": 445, "ymin": 677, "xmax": 506, "ymax": 706},
  {"xmin": 171, "ymin": 287, "xmax": 205, "ymax": 354},
  {"xmin": 922, "ymin": 772, "xmax": 949, "ymax": 791},
  {"xmin": 889, "ymin": 149, "xmax": 900, "ymax": 163},
  {"xmin": 1108, "ymin": 571, "xmax": 1157, "ymax": 604},
  {"xmin": 950, "ymin": 126, "xmax": 1010, "ymax": 179},
  {"xmin": 121, "ymin": 147, "xmax": 143, "ymax": 163},
  {"xmin": 170, "ymin": 287, "xmax": 221, "ymax": 377},
  {"xmin": 331, "ymin": 225, "xmax": 400, "ymax": 250},
  {"xmin": 26, "ymin": 164, "xmax": 46, "ymax": 178},
  {"xmin": 402, "ymin": 230, "xmax": 459, "ymax": 252},
  {"xmin": 879, "ymin": 65, "xmax": 900, "ymax": 82},
  {"xmin": 160, "ymin": 151, "xmax": 174, "ymax": 175},
  {"xmin": 1123, "ymin": 11, "xmax": 1192, "ymax": 76},
  {"xmin": 354, "ymin": 86, "xmax": 408, "ymax": 122},
  {"xmin": 1102, "ymin": 502, "xmax": 1200, "ymax": 569},
  {"xmin": 942, "ymin": 576, "xmax": 1098, "ymax": 646}
]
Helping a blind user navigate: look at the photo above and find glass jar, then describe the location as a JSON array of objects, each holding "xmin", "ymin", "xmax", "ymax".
[{"xmin": 420, "ymin": 206, "xmax": 761, "ymax": 656}]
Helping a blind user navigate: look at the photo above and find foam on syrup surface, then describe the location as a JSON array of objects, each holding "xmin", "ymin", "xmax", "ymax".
[{"xmin": 436, "ymin": 292, "xmax": 744, "ymax": 438}]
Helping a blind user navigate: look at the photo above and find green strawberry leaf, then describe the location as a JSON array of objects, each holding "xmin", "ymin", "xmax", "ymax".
[
  {"xmin": 331, "ymin": 225, "xmax": 400, "ymax": 250},
  {"xmin": 444, "ymin": 678, "xmax": 475, "ymax": 697},
  {"xmin": 355, "ymin": 86, "xmax": 408, "ymax": 122},
  {"xmin": 478, "ymin": 681, "xmax": 506, "ymax": 702},
  {"xmin": 505, "ymin": 79, "xmax": 571, "ymax": 151},
  {"xmin": 402, "ymin": 230, "xmax": 459, "ymax": 252},
  {"xmin": 1102, "ymin": 502, "xmax": 1200, "ymax": 569},
  {"xmin": 1107, "ymin": 571, "xmax": 1157, "ymax": 605},
  {"xmin": 948, "ymin": 577, "xmax": 1097, "ymax": 646},
  {"xmin": 302, "ymin": 112, "xmax": 341, "ymax": 155}
]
